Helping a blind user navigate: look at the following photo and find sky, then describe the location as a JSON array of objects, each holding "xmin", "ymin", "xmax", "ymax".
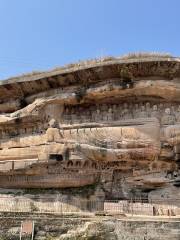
[{"xmin": 0, "ymin": 0, "xmax": 180, "ymax": 80}]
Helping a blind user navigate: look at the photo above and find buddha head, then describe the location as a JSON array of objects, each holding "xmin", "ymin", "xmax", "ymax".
[
  {"xmin": 165, "ymin": 108, "xmax": 171, "ymax": 115},
  {"xmin": 113, "ymin": 104, "xmax": 117, "ymax": 110},
  {"xmin": 48, "ymin": 118, "xmax": 58, "ymax": 128},
  {"xmin": 96, "ymin": 108, "xmax": 100, "ymax": 114},
  {"xmin": 123, "ymin": 103, "xmax": 128, "ymax": 109},
  {"xmin": 159, "ymin": 103, "xmax": 164, "ymax": 109},
  {"xmin": 146, "ymin": 102, "xmax": 150, "ymax": 109},
  {"xmin": 108, "ymin": 108, "xmax": 112, "ymax": 113},
  {"xmin": 152, "ymin": 105, "xmax": 158, "ymax": 111},
  {"xmin": 141, "ymin": 105, "xmax": 145, "ymax": 111},
  {"xmin": 135, "ymin": 103, "xmax": 139, "ymax": 109},
  {"xmin": 65, "ymin": 108, "xmax": 69, "ymax": 114}
]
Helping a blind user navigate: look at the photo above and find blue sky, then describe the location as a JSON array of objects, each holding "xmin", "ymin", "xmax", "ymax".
[{"xmin": 0, "ymin": 0, "xmax": 180, "ymax": 79}]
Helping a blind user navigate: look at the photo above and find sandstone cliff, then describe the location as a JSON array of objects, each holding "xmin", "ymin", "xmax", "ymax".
[{"xmin": 0, "ymin": 53, "xmax": 179, "ymax": 204}]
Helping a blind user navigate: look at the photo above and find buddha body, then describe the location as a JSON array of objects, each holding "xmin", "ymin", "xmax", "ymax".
[
  {"xmin": 64, "ymin": 108, "xmax": 70, "ymax": 124},
  {"xmin": 139, "ymin": 105, "xmax": 148, "ymax": 118},
  {"xmin": 122, "ymin": 103, "xmax": 132, "ymax": 119},
  {"xmin": 79, "ymin": 108, "xmax": 87, "ymax": 123},
  {"xmin": 46, "ymin": 119, "xmax": 60, "ymax": 142},
  {"xmin": 161, "ymin": 108, "xmax": 175, "ymax": 125},
  {"xmin": 107, "ymin": 108, "xmax": 113, "ymax": 121},
  {"xmin": 151, "ymin": 105, "xmax": 160, "ymax": 119},
  {"xmin": 101, "ymin": 104, "xmax": 108, "ymax": 121},
  {"xmin": 71, "ymin": 109, "xmax": 78, "ymax": 124},
  {"xmin": 176, "ymin": 106, "xmax": 180, "ymax": 123},
  {"xmin": 159, "ymin": 103, "xmax": 164, "ymax": 114},
  {"xmin": 133, "ymin": 103, "xmax": 139, "ymax": 118},
  {"xmin": 94, "ymin": 109, "xmax": 101, "ymax": 122},
  {"xmin": 112, "ymin": 104, "xmax": 118, "ymax": 120},
  {"xmin": 146, "ymin": 102, "xmax": 151, "ymax": 117}
]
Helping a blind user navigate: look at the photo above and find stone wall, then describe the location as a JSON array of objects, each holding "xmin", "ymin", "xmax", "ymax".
[{"xmin": 0, "ymin": 215, "xmax": 180, "ymax": 240}]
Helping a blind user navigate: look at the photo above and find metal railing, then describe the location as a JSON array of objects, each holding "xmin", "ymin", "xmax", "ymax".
[{"xmin": 0, "ymin": 197, "xmax": 179, "ymax": 217}]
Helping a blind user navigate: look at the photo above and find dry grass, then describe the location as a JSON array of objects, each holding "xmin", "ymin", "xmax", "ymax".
[
  {"xmin": 4, "ymin": 52, "xmax": 175, "ymax": 82},
  {"xmin": 119, "ymin": 52, "xmax": 173, "ymax": 60}
]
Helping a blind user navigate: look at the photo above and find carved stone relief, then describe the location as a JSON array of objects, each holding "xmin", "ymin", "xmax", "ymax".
[{"xmin": 63, "ymin": 102, "xmax": 179, "ymax": 126}]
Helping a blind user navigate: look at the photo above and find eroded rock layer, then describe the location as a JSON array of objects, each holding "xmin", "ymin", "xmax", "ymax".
[{"xmin": 0, "ymin": 54, "xmax": 180, "ymax": 203}]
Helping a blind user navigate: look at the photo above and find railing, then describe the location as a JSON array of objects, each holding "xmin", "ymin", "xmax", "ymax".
[
  {"xmin": 104, "ymin": 200, "xmax": 180, "ymax": 216},
  {"xmin": 0, "ymin": 197, "xmax": 179, "ymax": 217}
]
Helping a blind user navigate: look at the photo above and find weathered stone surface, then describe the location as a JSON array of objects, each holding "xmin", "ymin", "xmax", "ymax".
[
  {"xmin": 0, "ymin": 215, "xmax": 180, "ymax": 240},
  {"xmin": 0, "ymin": 53, "xmax": 179, "ymax": 206}
]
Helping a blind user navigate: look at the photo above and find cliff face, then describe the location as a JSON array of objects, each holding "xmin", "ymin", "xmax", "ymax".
[{"xmin": 0, "ymin": 54, "xmax": 180, "ymax": 203}]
